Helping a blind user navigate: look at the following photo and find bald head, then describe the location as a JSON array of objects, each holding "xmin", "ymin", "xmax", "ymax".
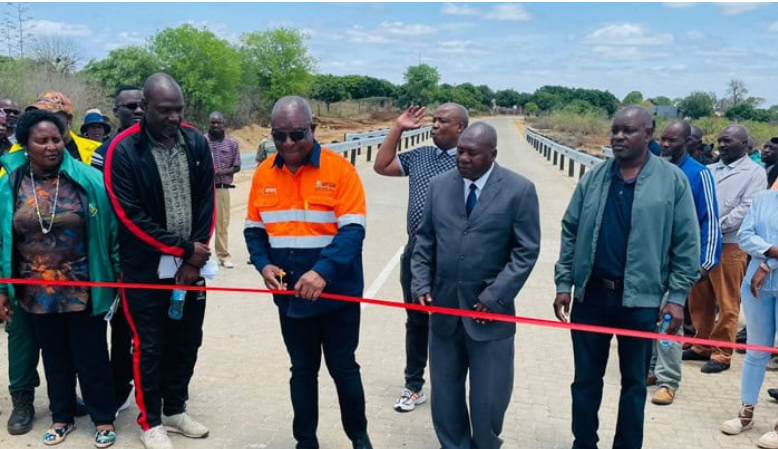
[
  {"xmin": 610, "ymin": 105, "xmax": 654, "ymax": 164},
  {"xmin": 270, "ymin": 96, "xmax": 316, "ymax": 172},
  {"xmin": 717, "ymin": 124, "xmax": 750, "ymax": 164},
  {"xmin": 143, "ymin": 73, "xmax": 183, "ymax": 102},
  {"xmin": 271, "ymin": 96, "xmax": 313, "ymax": 125},
  {"xmin": 209, "ymin": 111, "xmax": 223, "ymax": 121},
  {"xmin": 438, "ymin": 103, "xmax": 469, "ymax": 128},
  {"xmin": 432, "ymin": 102, "xmax": 469, "ymax": 150},
  {"xmin": 142, "ymin": 73, "xmax": 184, "ymax": 142},
  {"xmin": 615, "ymin": 105, "xmax": 653, "ymax": 129},
  {"xmin": 457, "ymin": 122, "xmax": 497, "ymax": 181},
  {"xmin": 460, "ymin": 122, "xmax": 497, "ymax": 149}
]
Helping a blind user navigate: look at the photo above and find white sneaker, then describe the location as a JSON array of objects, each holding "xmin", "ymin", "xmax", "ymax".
[
  {"xmin": 393, "ymin": 388, "xmax": 427, "ymax": 412},
  {"xmin": 162, "ymin": 413, "xmax": 209, "ymax": 438},
  {"xmin": 221, "ymin": 260, "xmax": 234, "ymax": 269},
  {"xmin": 140, "ymin": 426, "xmax": 173, "ymax": 449},
  {"xmin": 759, "ymin": 429, "xmax": 778, "ymax": 449}
]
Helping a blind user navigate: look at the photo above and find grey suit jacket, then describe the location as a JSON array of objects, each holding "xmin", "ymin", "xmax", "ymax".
[{"xmin": 411, "ymin": 163, "xmax": 541, "ymax": 341}]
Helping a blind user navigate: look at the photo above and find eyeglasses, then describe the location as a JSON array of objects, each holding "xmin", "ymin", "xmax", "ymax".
[
  {"xmin": 1, "ymin": 108, "xmax": 19, "ymax": 115},
  {"xmin": 118, "ymin": 102, "xmax": 143, "ymax": 111},
  {"xmin": 271, "ymin": 129, "xmax": 308, "ymax": 142}
]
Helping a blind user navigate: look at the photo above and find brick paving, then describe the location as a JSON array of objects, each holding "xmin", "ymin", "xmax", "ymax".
[{"xmin": 1, "ymin": 117, "xmax": 775, "ymax": 448}]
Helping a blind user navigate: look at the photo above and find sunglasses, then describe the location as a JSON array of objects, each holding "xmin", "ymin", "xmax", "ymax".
[
  {"xmin": 119, "ymin": 102, "xmax": 143, "ymax": 111},
  {"xmin": 271, "ymin": 129, "xmax": 308, "ymax": 142},
  {"xmin": 2, "ymin": 108, "xmax": 19, "ymax": 115}
]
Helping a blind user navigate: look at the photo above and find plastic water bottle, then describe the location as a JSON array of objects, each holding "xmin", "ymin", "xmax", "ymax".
[
  {"xmin": 658, "ymin": 313, "xmax": 673, "ymax": 347},
  {"xmin": 168, "ymin": 290, "xmax": 186, "ymax": 320}
]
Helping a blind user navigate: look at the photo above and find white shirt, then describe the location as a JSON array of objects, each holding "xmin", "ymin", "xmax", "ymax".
[{"xmin": 463, "ymin": 163, "xmax": 495, "ymax": 203}]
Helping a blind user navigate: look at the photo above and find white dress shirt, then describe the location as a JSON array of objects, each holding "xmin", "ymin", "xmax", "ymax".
[{"xmin": 463, "ymin": 163, "xmax": 495, "ymax": 203}]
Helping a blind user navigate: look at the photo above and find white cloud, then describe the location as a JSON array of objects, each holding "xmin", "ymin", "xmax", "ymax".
[
  {"xmin": 662, "ymin": 2, "xmax": 696, "ymax": 9},
  {"xmin": 104, "ymin": 31, "xmax": 146, "ymax": 51},
  {"xmin": 442, "ymin": 3, "xmax": 480, "ymax": 16},
  {"xmin": 436, "ymin": 40, "xmax": 488, "ymax": 56},
  {"xmin": 592, "ymin": 45, "xmax": 662, "ymax": 61},
  {"xmin": 379, "ymin": 21, "xmax": 437, "ymax": 36},
  {"xmin": 346, "ymin": 26, "xmax": 392, "ymax": 44},
  {"xmin": 716, "ymin": 2, "xmax": 765, "ymax": 15},
  {"xmin": 586, "ymin": 23, "xmax": 674, "ymax": 45},
  {"xmin": 27, "ymin": 20, "xmax": 92, "ymax": 37},
  {"xmin": 346, "ymin": 21, "xmax": 436, "ymax": 44},
  {"xmin": 484, "ymin": 4, "xmax": 531, "ymax": 21},
  {"xmin": 771, "ymin": 21, "xmax": 778, "ymax": 32}
]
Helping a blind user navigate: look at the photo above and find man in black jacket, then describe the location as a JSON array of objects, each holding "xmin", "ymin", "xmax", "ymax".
[{"xmin": 104, "ymin": 73, "xmax": 214, "ymax": 449}]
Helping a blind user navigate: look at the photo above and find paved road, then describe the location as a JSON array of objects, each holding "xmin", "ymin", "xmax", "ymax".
[{"xmin": 1, "ymin": 117, "xmax": 775, "ymax": 448}]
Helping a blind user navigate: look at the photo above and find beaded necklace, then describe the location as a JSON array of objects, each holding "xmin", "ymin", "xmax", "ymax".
[{"xmin": 29, "ymin": 165, "xmax": 60, "ymax": 235}]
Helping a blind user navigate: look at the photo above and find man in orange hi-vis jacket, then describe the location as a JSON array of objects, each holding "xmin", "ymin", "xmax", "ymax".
[{"xmin": 244, "ymin": 96, "xmax": 372, "ymax": 449}]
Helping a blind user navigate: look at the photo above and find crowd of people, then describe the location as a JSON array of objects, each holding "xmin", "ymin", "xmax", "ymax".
[{"xmin": 0, "ymin": 71, "xmax": 778, "ymax": 449}]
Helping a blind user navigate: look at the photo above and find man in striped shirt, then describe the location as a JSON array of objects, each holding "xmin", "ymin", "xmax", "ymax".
[
  {"xmin": 206, "ymin": 111, "xmax": 241, "ymax": 269},
  {"xmin": 649, "ymin": 121, "xmax": 722, "ymax": 405}
]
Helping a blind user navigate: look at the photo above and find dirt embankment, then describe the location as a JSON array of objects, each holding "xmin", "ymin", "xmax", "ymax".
[{"xmin": 228, "ymin": 111, "xmax": 403, "ymax": 152}]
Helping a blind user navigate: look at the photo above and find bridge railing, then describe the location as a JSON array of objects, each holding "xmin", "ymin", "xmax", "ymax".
[
  {"xmin": 525, "ymin": 128, "xmax": 604, "ymax": 181},
  {"xmin": 240, "ymin": 126, "xmax": 433, "ymax": 170}
]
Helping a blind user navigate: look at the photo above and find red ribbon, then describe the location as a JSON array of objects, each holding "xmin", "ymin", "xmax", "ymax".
[{"xmin": 0, "ymin": 277, "xmax": 772, "ymax": 354}]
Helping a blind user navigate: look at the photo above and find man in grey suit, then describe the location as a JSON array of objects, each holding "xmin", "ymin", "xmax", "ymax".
[{"xmin": 411, "ymin": 122, "xmax": 541, "ymax": 449}]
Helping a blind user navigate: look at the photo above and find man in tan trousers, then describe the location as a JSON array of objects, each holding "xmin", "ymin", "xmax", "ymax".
[
  {"xmin": 684, "ymin": 124, "xmax": 766, "ymax": 373},
  {"xmin": 206, "ymin": 111, "xmax": 241, "ymax": 268}
]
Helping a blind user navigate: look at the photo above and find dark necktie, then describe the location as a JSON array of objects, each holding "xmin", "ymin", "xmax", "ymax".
[{"xmin": 466, "ymin": 184, "xmax": 478, "ymax": 217}]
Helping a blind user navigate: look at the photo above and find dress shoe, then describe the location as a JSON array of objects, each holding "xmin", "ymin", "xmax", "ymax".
[
  {"xmin": 651, "ymin": 386, "xmax": 675, "ymax": 405},
  {"xmin": 682, "ymin": 349, "xmax": 710, "ymax": 361},
  {"xmin": 7, "ymin": 389, "xmax": 35, "ymax": 435},
  {"xmin": 646, "ymin": 374, "xmax": 657, "ymax": 386},
  {"xmin": 701, "ymin": 359, "xmax": 730, "ymax": 373},
  {"xmin": 768, "ymin": 388, "xmax": 778, "ymax": 402}
]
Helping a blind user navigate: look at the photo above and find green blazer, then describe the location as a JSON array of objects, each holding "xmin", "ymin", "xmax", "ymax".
[{"xmin": 0, "ymin": 150, "xmax": 120, "ymax": 315}]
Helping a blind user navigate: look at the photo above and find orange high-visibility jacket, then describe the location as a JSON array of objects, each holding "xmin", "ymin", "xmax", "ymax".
[{"xmin": 245, "ymin": 142, "xmax": 367, "ymax": 317}]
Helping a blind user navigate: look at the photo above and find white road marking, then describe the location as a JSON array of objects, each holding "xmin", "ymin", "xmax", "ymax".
[{"xmin": 363, "ymin": 245, "xmax": 404, "ymax": 308}]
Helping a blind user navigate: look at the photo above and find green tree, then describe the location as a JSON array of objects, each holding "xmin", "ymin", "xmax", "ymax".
[
  {"xmin": 725, "ymin": 103, "xmax": 773, "ymax": 123},
  {"xmin": 401, "ymin": 63, "xmax": 440, "ymax": 105},
  {"xmin": 354, "ymin": 76, "xmax": 395, "ymax": 99},
  {"xmin": 622, "ymin": 90, "xmax": 644, "ymax": 105},
  {"xmin": 151, "ymin": 24, "xmax": 241, "ymax": 124},
  {"xmin": 563, "ymin": 99, "xmax": 606, "ymax": 117},
  {"xmin": 239, "ymin": 28, "xmax": 317, "ymax": 108},
  {"xmin": 81, "ymin": 46, "xmax": 161, "ymax": 92},
  {"xmin": 531, "ymin": 91, "xmax": 559, "ymax": 111},
  {"xmin": 679, "ymin": 91, "xmax": 716, "ymax": 119},
  {"xmin": 310, "ymin": 74, "xmax": 347, "ymax": 112},
  {"xmin": 524, "ymin": 102, "xmax": 539, "ymax": 116},
  {"xmin": 650, "ymin": 96, "xmax": 673, "ymax": 106},
  {"xmin": 494, "ymin": 89, "xmax": 528, "ymax": 108}
]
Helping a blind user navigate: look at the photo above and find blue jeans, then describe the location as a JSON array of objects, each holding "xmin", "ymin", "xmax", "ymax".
[
  {"xmin": 740, "ymin": 282, "xmax": 778, "ymax": 405},
  {"xmin": 570, "ymin": 283, "xmax": 658, "ymax": 449}
]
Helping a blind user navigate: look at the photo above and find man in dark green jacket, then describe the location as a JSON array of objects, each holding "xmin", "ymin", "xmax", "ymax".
[{"xmin": 553, "ymin": 106, "xmax": 700, "ymax": 449}]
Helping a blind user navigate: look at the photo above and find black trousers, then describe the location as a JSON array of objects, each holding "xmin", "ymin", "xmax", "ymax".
[
  {"xmin": 122, "ymin": 284, "xmax": 206, "ymax": 430},
  {"xmin": 400, "ymin": 242, "xmax": 429, "ymax": 393},
  {"xmin": 278, "ymin": 303, "xmax": 368, "ymax": 449},
  {"xmin": 570, "ymin": 283, "xmax": 658, "ymax": 449},
  {"xmin": 111, "ymin": 303, "xmax": 134, "ymax": 408},
  {"xmin": 32, "ymin": 310, "xmax": 116, "ymax": 426}
]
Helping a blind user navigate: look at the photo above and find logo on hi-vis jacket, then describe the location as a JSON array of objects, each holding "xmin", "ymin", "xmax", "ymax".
[
  {"xmin": 314, "ymin": 180, "xmax": 336, "ymax": 193},
  {"xmin": 263, "ymin": 186, "xmax": 277, "ymax": 195}
]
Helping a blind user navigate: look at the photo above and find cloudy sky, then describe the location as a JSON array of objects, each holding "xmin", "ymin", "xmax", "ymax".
[{"xmin": 16, "ymin": 2, "xmax": 778, "ymax": 105}]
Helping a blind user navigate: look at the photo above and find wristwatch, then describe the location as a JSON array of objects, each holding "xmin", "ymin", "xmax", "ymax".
[{"xmin": 760, "ymin": 262, "xmax": 771, "ymax": 272}]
